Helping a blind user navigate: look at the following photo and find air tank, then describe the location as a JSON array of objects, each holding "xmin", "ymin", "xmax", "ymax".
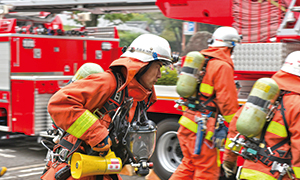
[
  {"xmin": 236, "ymin": 78, "xmax": 280, "ymax": 137},
  {"xmin": 176, "ymin": 51, "xmax": 206, "ymax": 98},
  {"xmin": 71, "ymin": 63, "xmax": 104, "ymax": 82}
]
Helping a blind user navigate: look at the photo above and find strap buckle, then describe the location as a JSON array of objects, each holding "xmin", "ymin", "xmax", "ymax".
[
  {"xmin": 93, "ymin": 108, "xmax": 105, "ymax": 119},
  {"xmin": 58, "ymin": 148, "xmax": 69, "ymax": 162}
]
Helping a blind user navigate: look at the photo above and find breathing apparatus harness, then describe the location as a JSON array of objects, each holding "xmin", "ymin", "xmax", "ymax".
[
  {"xmin": 175, "ymin": 56, "xmax": 217, "ymax": 113},
  {"xmin": 175, "ymin": 55, "xmax": 231, "ymax": 154},
  {"xmin": 109, "ymin": 97, "xmax": 157, "ymax": 176},
  {"xmin": 229, "ymin": 91, "xmax": 295, "ymax": 179}
]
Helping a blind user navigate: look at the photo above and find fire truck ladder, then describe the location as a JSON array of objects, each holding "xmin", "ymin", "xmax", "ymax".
[
  {"xmin": 0, "ymin": 0, "xmax": 158, "ymax": 14},
  {"xmin": 277, "ymin": 0, "xmax": 300, "ymax": 41}
]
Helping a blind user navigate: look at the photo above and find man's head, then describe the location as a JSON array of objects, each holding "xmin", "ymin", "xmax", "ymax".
[
  {"xmin": 281, "ymin": 51, "xmax": 300, "ymax": 76},
  {"xmin": 121, "ymin": 34, "xmax": 174, "ymax": 89},
  {"xmin": 208, "ymin": 26, "xmax": 242, "ymax": 48},
  {"xmin": 138, "ymin": 61, "xmax": 163, "ymax": 89}
]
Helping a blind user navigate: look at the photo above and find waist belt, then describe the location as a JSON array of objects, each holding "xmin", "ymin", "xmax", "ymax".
[{"xmin": 257, "ymin": 94, "xmax": 292, "ymax": 167}]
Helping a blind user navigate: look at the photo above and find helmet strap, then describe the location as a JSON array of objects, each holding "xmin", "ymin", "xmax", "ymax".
[
  {"xmin": 230, "ymin": 47, "xmax": 235, "ymax": 54},
  {"xmin": 135, "ymin": 61, "xmax": 153, "ymax": 83}
]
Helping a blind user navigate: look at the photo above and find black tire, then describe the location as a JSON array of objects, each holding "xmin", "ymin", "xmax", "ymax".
[{"xmin": 150, "ymin": 118, "xmax": 183, "ymax": 180}]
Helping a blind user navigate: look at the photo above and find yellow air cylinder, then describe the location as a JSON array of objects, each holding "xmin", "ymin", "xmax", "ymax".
[
  {"xmin": 176, "ymin": 51, "xmax": 205, "ymax": 98},
  {"xmin": 70, "ymin": 150, "xmax": 122, "ymax": 179},
  {"xmin": 236, "ymin": 78, "xmax": 280, "ymax": 138},
  {"xmin": 72, "ymin": 63, "xmax": 104, "ymax": 82}
]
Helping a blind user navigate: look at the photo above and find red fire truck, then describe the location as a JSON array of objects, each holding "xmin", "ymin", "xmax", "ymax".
[{"xmin": 0, "ymin": 13, "xmax": 122, "ymax": 136}]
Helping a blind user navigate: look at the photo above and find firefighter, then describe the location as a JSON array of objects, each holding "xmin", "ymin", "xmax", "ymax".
[
  {"xmin": 41, "ymin": 34, "xmax": 174, "ymax": 180},
  {"xmin": 223, "ymin": 51, "xmax": 300, "ymax": 180},
  {"xmin": 170, "ymin": 27, "xmax": 241, "ymax": 180}
]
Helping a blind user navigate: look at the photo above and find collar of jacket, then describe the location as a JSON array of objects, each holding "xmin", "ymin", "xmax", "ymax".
[
  {"xmin": 128, "ymin": 77, "xmax": 157, "ymax": 103},
  {"xmin": 200, "ymin": 47, "xmax": 234, "ymax": 68},
  {"xmin": 109, "ymin": 57, "xmax": 149, "ymax": 92},
  {"xmin": 272, "ymin": 70, "xmax": 300, "ymax": 94}
]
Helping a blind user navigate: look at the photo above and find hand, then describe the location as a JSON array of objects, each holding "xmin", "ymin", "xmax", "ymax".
[
  {"xmin": 222, "ymin": 160, "xmax": 237, "ymax": 178},
  {"xmin": 93, "ymin": 136, "xmax": 112, "ymax": 156},
  {"xmin": 213, "ymin": 123, "xmax": 228, "ymax": 149}
]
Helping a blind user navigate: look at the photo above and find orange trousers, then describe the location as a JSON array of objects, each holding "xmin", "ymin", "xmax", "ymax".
[{"xmin": 170, "ymin": 111, "xmax": 220, "ymax": 180}]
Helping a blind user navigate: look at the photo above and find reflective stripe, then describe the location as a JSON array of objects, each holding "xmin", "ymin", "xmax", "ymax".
[
  {"xmin": 178, "ymin": 116, "xmax": 197, "ymax": 133},
  {"xmin": 266, "ymin": 121, "xmax": 287, "ymax": 138},
  {"xmin": 217, "ymin": 149, "xmax": 221, "ymax": 167},
  {"xmin": 223, "ymin": 113, "xmax": 235, "ymax": 123},
  {"xmin": 67, "ymin": 110, "xmax": 98, "ymax": 138},
  {"xmin": 293, "ymin": 167, "xmax": 300, "ymax": 178},
  {"xmin": 200, "ymin": 83, "xmax": 214, "ymax": 95},
  {"xmin": 205, "ymin": 131, "xmax": 214, "ymax": 141},
  {"xmin": 240, "ymin": 168, "xmax": 276, "ymax": 180},
  {"xmin": 225, "ymin": 138, "xmax": 242, "ymax": 152}
]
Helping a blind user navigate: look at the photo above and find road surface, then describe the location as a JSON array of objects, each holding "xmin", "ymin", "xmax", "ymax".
[{"xmin": 0, "ymin": 135, "xmax": 146, "ymax": 180}]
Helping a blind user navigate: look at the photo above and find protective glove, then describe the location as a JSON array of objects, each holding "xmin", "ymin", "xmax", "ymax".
[
  {"xmin": 222, "ymin": 160, "xmax": 237, "ymax": 178},
  {"xmin": 92, "ymin": 136, "xmax": 112, "ymax": 156},
  {"xmin": 212, "ymin": 123, "xmax": 228, "ymax": 149}
]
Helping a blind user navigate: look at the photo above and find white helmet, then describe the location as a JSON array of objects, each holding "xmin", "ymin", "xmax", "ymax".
[
  {"xmin": 121, "ymin": 34, "xmax": 173, "ymax": 65},
  {"xmin": 281, "ymin": 51, "xmax": 300, "ymax": 76},
  {"xmin": 209, "ymin": 27, "xmax": 242, "ymax": 47}
]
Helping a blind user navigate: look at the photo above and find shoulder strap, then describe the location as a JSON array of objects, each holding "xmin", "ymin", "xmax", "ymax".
[
  {"xmin": 94, "ymin": 71, "xmax": 128, "ymax": 119},
  {"xmin": 280, "ymin": 94, "xmax": 291, "ymax": 143},
  {"xmin": 197, "ymin": 56, "xmax": 213, "ymax": 97},
  {"xmin": 256, "ymin": 92, "xmax": 293, "ymax": 166},
  {"xmin": 196, "ymin": 56, "xmax": 217, "ymax": 112},
  {"xmin": 259, "ymin": 91, "xmax": 291, "ymax": 150}
]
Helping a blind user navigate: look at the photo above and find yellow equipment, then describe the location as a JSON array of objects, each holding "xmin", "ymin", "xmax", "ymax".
[
  {"xmin": 0, "ymin": 167, "xmax": 6, "ymax": 177},
  {"xmin": 71, "ymin": 63, "xmax": 104, "ymax": 82},
  {"xmin": 176, "ymin": 51, "xmax": 206, "ymax": 98},
  {"xmin": 236, "ymin": 78, "xmax": 280, "ymax": 137},
  {"xmin": 70, "ymin": 150, "xmax": 122, "ymax": 179}
]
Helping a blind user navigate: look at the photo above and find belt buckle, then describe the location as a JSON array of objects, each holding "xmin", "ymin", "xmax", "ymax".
[
  {"xmin": 59, "ymin": 148, "xmax": 69, "ymax": 162},
  {"xmin": 93, "ymin": 108, "xmax": 105, "ymax": 119}
]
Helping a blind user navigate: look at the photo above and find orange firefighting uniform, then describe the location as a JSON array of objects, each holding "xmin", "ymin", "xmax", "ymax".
[
  {"xmin": 224, "ymin": 70, "xmax": 300, "ymax": 180},
  {"xmin": 170, "ymin": 47, "xmax": 239, "ymax": 180},
  {"xmin": 42, "ymin": 57, "xmax": 156, "ymax": 180}
]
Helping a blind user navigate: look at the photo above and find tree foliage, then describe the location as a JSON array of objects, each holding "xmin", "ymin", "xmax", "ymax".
[
  {"xmin": 103, "ymin": 13, "xmax": 134, "ymax": 24},
  {"xmin": 156, "ymin": 66, "xmax": 178, "ymax": 85},
  {"xmin": 118, "ymin": 31, "xmax": 142, "ymax": 47}
]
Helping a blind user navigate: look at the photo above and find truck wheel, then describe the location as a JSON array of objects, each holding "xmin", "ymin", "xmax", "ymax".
[{"xmin": 151, "ymin": 118, "xmax": 183, "ymax": 180}]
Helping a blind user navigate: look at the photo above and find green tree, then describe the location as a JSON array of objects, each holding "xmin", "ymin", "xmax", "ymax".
[
  {"xmin": 156, "ymin": 66, "xmax": 178, "ymax": 85},
  {"xmin": 118, "ymin": 31, "xmax": 142, "ymax": 47},
  {"xmin": 103, "ymin": 13, "xmax": 134, "ymax": 24},
  {"xmin": 124, "ymin": 12, "xmax": 184, "ymax": 53}
]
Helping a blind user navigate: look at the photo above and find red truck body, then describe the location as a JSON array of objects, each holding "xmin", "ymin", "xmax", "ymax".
[{"xmin": 0, "ymin": 16, "xmax": 122, "ymax": 136}]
